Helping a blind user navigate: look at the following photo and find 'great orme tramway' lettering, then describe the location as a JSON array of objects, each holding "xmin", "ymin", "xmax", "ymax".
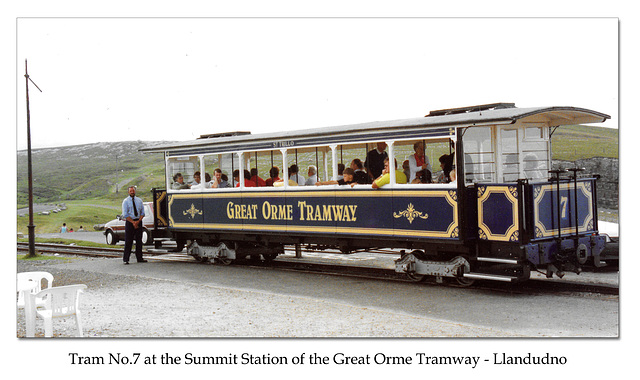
[{"xmin": 226, "ymin": 200, "xmax": 357, "ymax": 222}]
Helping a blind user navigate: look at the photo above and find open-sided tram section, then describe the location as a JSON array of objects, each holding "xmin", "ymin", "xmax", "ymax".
[{"xmin": 138, "ymin": 103, "xmax": 611, "ymax": 286}]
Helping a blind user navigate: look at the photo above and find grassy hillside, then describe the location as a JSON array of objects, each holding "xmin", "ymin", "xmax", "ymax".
[
  {"xmin": 551, "ymin": 124, "xmax": 618, "ymax": 161},
  {"xmin": 17, "ymin": 141, "xmax": 168, "ymax": 207}
]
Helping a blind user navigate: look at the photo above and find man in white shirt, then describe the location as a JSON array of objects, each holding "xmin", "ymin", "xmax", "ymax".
[
  {"xmin": 121, "ymin": 186, "xmax": 147, "ymax": 264},
  {"xmin": 289, "ymin": 164, "xmax": 306, "ymax": 186},
  {"xmin": 305, "ymin": 165, "xmax": 318, "ymax": 185}
]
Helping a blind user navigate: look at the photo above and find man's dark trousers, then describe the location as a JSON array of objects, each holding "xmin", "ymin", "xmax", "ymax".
[{"xmin": 123, "ymin": 220, "xmax": 144, "ymax": 263}]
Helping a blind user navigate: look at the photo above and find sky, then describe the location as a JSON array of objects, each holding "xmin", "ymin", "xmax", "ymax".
[{"xmin": 15, "ymin": 17, "xmax": 618, "ymax": 150}]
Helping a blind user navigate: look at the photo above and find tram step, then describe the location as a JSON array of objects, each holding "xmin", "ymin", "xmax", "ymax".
[{"xmin": 463, "ymin": 272, "xmax": 517, "ymax": 282}]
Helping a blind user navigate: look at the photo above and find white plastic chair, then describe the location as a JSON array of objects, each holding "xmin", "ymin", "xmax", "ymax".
[
  {"xmin": 17, "ymin": 272, "xmax": 54, "ymax": 310},
  {"xmin": 34, "ymin": 284, "xmax": 87, "ymax": 337}
]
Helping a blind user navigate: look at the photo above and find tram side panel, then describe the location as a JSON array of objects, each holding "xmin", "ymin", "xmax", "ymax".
[
  {"xmin": 476, "ymin": 184, "xmax": 521, "ymax": 243},
  {"xmin": 284, "ymin": 189, "xmax": 337, "ymax": 237},
  {"xmin": 391, "ymin": 188, "xmax": 459, "ymax": 242},
  {"xmin": 167, "ymin": 192, "xmax": 204, "ymax": 231},
  {"xmin": 201, "ymin": 191, "xmax": 244, "ymax": 233},
  {"xmin": 240, "ymin": 190, "xmax": 290, "ymax": 236},
  {"xmin": 474, "ymin": 183, "xmax": 529, "ymax": 279},
  {"xmin": 166, "ymin": 187, "xmax": 464, "ymax": 250}
]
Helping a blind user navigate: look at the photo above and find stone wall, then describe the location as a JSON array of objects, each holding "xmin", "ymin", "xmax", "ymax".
[{"xmin": 552, "ymin": 157, "xmax": 619, "ymax": 210}]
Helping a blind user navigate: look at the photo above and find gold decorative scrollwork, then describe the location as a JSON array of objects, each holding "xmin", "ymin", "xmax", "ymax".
[
  {"xmin": 393, "ymin": 203, "xmax": 428, "ymax": 224},
  {"xmin": 183, "ymin": 204, "xmax": 203, "ymax": 219},
  {"xmin": 535, "ymin": 227, "xmax": 543, "ymax": 238}
]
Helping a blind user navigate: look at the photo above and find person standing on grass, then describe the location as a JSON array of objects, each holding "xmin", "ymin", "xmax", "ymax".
[{"xmin": 121, "ymin": 186, "xmax": 147, "ymax": 264}]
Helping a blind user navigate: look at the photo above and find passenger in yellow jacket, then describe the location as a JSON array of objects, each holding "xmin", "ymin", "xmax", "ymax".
[{"xmin": 372, "ymin": 158, "xmax": 407, "ymax": 188}]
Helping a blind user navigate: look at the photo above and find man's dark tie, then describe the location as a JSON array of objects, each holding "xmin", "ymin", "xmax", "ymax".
[{"xmin": 132, "ymin": 197, "xmax": 138, "ymax": 217}]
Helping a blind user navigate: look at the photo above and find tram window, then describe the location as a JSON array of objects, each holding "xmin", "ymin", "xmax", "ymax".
[
  {"xmin": 524, "ymin": 126, "xmax": 545, "ymax": 140},
  {"xmin": 202, "ymin": 153, "xmax": 236, "ymax": 189},
  {"xmin": 522, "ymin": 139, "xmax": 549, "ymax": 180},
  {"xmin": 501, "ymin": 129, "xmax": 519, "ymax": 182},
  {"xmin": 337, "ymin": 143, "xmax": 370, "ymax": 182},
  {"xmin": 284, "ymin": 146, "xmax": 330, "ymax": 186},
  {"xmin": 394, "ymin": 139, "xmax": 450, "ymax": 184},
  {"xmin": 246, "ymin": 150, "xmax": 280, "ymax": 187},
  {"xmin": 167, "ymin": 156, "xmax": 200, "ymax": 190},
  {"xmin": 523, "ymin": 151, "xmax": 548, "ymax": 180},
  {"xmin": 462, "ymin": 127, "xmax": 495, "ymax": 183}
]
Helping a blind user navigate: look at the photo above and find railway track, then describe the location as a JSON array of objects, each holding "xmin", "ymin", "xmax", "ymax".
[{"xmin": 17, "ymin": 242, "xmax": 619, "ymax": 296}]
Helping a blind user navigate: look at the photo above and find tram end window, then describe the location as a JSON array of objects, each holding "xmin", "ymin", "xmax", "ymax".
[
  {"xmin": 462, "ymin": 127, "xmax": 495, "ymax": 184},
  {"xmin": 167, "ymin": 156, "xmax": 200, "ymax": 189}
]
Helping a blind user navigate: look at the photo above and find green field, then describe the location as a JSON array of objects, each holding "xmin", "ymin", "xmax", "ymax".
[
  {"xmin": 551, "ymin": 124, "xmax": 618, "ymax": 161},
  {"xmin": 17, "ymin": 201, "xmax": 119, "ymax": 234}
]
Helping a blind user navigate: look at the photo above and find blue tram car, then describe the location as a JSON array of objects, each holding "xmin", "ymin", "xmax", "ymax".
[{"xmin": 142, "ymin": 103, "xmax": 610, "ymax": 284}]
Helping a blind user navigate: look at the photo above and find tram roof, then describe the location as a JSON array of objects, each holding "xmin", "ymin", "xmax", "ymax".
[{"xmin": 141, "ymin": 105, "xmax": 610, "ymax": 155}]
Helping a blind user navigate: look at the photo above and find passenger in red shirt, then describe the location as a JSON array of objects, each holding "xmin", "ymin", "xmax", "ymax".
[
  {"xmin": 250, "ymin": 168, "xmax": 267, "ymax": 187},
  {"xmin": 233, "ymin": 170, "xmax": 256, "ymax": 187},
  {"xmin": 265, "ymin": 166, "xmax": 281, "ymax": 187}
]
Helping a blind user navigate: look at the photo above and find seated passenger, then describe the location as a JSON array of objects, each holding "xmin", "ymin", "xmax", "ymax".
[
  {"xmin": 220, "ymin": 173, "xmax": 230, "ymax": 188},
  {"xmin": 350, "ymin": 159, "xmax": 370, "ymax": 184},
  {"xmin": 265, "ymin": 166, "xmax": 281, "ymax": 187},
  {"xmin": 233, "ymin": 169, "xmax": 256, "ymax": 188},
  {"xmin": 336, "ymin": 163, "xmax": 345, "ymax": 181},
  {"xmin": 289, "ymin": 164, "xmax": 306, "ymax": 186},
  {"xmin": 172, "ymin": 173, "xmax": 191, "ymax": 190},
  {"xmin": 305, "ymin": 165, "xmax": 318, "ymax": 185},
  {"xmin": 191, "ymin": 172, "xmax": 209, "ymax": 190},
  {"xmin": 407, "ymin": 141, "xmax": 432, "ymax": 183},
  {"xmin": 191, "ymin": 171, "xmax": 202, "ymax": 187},
  {"xmin": 436, "ymin": 154, "xmax": 455, "ymax": 183},
  {"xmin": 273, "ymin": 178, "xmax": 299, "ymax": 187},
  {"xmin": 372, "ymin": 158, "xmax": 407, "ymax": 189},
  {"xmin": 211, "ymin": 168, "xmax": 229, "ymax": 188},
  {"xmin": 250, "ymin": 168, "xmax": 267, "ymax": 187},
  {"xmin": 315, "ymin": 167, "xmax": 357, "ymax": 187},
  {"xmin": 402, "ymin": 159, "xmax": 411, "ymax": 181}
]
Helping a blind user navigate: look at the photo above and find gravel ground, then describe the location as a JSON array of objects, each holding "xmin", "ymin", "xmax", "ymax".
[{"xmin": 16, "ymin": 256, "xmax": 521, "ymax": 338}]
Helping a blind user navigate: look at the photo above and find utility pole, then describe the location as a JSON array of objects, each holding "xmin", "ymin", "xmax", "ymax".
[
  {"xmin": 24, "ymin": 59, "xmax": 42, "ymax": 257},
  {"xmin": 115, "ymin": 154, "xmax": 119, "ymax": 193}
]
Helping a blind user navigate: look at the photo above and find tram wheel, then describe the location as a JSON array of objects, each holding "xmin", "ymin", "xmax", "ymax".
[
  {"xmin": 455, "ymin": 276, "xmax": 475, "ymax": 287},
  {"xmin": 262, "ymin": 253, "xmax": 277, "ymax": 262},
  {"xmin": 406, "ymin": 273, "xmax": 427, "ymax": 282},
  {"xmin": 404, "ymin": 250, "xmax": 427, "ymax": 282},
  {"xmin": 216, "ymin": 257, "xmax": 233, "ymax": 265}
]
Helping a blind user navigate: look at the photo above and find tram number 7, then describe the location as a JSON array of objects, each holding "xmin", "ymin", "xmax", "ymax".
[{"xmin": 560, "ymin": 196, "xmax": 568, "ymax": 219}]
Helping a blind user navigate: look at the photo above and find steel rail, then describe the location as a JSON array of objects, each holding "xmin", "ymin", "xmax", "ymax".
[{"xmin": 17, "ymin": 242, "xmax": 618, "ymax": 296}]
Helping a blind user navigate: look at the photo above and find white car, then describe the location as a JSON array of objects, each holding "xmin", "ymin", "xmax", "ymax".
[{"xmin": 104, "ymin": 202, "xmax": 155, "ymax": 245}]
